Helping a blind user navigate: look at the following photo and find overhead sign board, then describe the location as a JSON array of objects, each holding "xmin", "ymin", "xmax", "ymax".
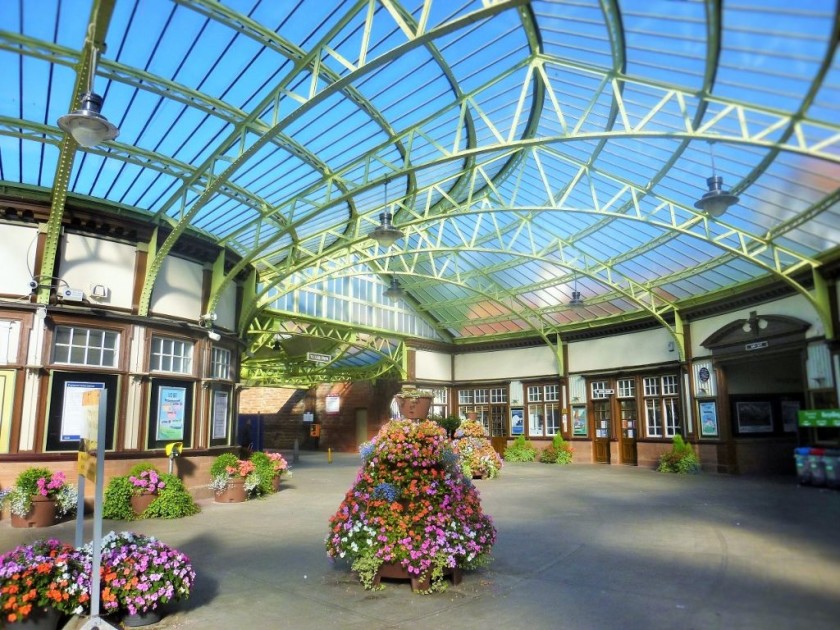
[{"xmin": 306, "ymin": 352, "xmax": 331, "ymax": 363}]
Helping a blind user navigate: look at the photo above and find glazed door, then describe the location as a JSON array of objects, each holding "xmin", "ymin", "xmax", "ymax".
[
  {"xmin": 592, "ymin": 399, "xmax": 611, "ymax": 464},
  {"xmin": 618, "ymin": 399, "xmax": 638, "ymax": 465}
]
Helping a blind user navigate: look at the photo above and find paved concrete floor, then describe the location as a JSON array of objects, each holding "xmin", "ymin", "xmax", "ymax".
[{"xmin": 2, "ymin": 453, "xmax": 839, "ymax": 630}]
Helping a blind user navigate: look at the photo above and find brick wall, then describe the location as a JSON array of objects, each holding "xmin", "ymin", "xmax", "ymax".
[{"xmin": 238, "ymin": 379, "xmax": 402, "ymax": 453}]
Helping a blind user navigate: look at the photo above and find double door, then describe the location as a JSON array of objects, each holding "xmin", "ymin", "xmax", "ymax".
[{"xmin": 589, "ymin": 384, "xmax": 638, "ymax": 465}]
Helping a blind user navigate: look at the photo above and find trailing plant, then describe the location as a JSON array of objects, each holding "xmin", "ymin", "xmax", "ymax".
[
  {"xmin": 503, "ymin": 434, "xmax": 537, "ymax": 462},
  {"xmin": 395, "ymin": 388, "xmax": 434, "ymax": 399},
  {"xmin": 142, "ymin": 474, "xmax": 200, "ymax": 519},
  {"xmin": 250, "ymin": 451, "xmax": 275, "ymax": 495},
  {"xmin": 540, "ymin": 434, "xmax": 574, "ymax": 465},
  {"xmin": 657, "ymin": 435, "xmax": 700, "ymax": 474},
  {"xmin": 351, "ymin": 552, "xmax": 384, "ymax": 591},
  {"xmin": 103, "ymin": 476, "xmax": 136, "ymax": 520}
]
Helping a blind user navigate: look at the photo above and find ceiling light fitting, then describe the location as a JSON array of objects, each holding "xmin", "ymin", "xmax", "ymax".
[
  {"xmin": 694, "ymin": 141, "xmax": 739, "ymax": 218},
  {"xmin": 57, "ymin": 45, "xmax": 119, "ymax": 147},
  {"xmin": 569, "ymin": 276, "xmax": 584, "ymax": 307},
  {"xmin": 370, "ymin": 179, "xmax": 402, "ymax": 247},
  {"xmin": 383, "ymin": 277, "xmax": 404, "ymax": 301}
]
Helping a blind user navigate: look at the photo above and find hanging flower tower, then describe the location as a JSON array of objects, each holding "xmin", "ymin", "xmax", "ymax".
[{"xmin": 326, "ymin": 418, "xmax": 496, "ymax": 592}]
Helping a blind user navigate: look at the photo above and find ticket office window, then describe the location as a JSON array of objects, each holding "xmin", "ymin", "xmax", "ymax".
[
  {"xmin": 643, "ymin": 375, "xmax": 680, "ymax": 438},
  {"xmin": 527, "ymin": 384, "xmax": 560, "ymax": 437}
]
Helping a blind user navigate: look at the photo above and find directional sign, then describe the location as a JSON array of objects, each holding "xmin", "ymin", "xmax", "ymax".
[{"xmin": 306, "ymin": 352, "xmax": 331, "ymax": 363}]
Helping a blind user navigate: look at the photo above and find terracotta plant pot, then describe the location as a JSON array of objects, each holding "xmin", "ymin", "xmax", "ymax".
[
  {"xmin": 11, "ymin": 495, "xmax": 57, "ymax": 528},
  {"xmin": 396, "ymin": 395, "xmax": 433, "ymax": 420},
  {"xmin": 130, "ymin": 493, "xmax": 157, "ymax": 516},
  {"xmin": 214, "ymin": 478, "xmax": 247, "ymax": 503},
  {"xmin": 373, "ymin": 561, "xmax": 463, "ymax": 592},
  {"xmin": 272, "ymin": 476, "xmax": 282, "ymax": 492}
]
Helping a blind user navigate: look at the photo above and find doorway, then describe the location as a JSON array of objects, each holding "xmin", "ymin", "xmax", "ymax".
[{"xmin": 592, "ymin": 399, "xmax": 611, "ymax": 463}]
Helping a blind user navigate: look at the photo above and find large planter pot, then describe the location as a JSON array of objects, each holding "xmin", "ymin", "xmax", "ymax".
[
  {"xmin": 131, "ymin": 493, "xmax": 157, "ymax": 516},
  {"xmin": 122, "ymin": 608, "xmax": 163, "ymax": 627},
  {"xmin": 396, "ymin": 395, "xmax": 433, "ymax": 420},
  {"xmin": 373, "ymin": 561, "xmax": 463, "ymax": 593},
  {"xmin": 271, "ymin": 476, "xmax": 283, "ymax": 492},
  {"xmin": 11, "ymin": 495, "xmax": 57, "ymax": 528},
  {"xmin": 214, "ymin": 478, "xmax": 247, "ymax": 503},
  {"xmin": 4, "ymin": 605, "xmax": 61, "ymax": 629}
]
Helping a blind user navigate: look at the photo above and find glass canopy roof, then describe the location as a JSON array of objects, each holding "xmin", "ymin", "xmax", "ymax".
[{"xmin": 1, "ymin": 1, "xmax": 838, "ymax": 384}]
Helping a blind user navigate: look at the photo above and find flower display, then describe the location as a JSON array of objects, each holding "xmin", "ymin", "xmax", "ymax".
[
  {"xmin": 326, "ymin": 419, "xmax": 496, "ymax": 592},
  {"xmin": 85, "ymin": 531, "xmax": 195, "ymax": 615},
  {"xmin": 0, "ymin": 538, "xmax": 90, "ymax": 624},
  {"xmin": 128, "ymin": 469, "xmax": 166, "ymax": 496},
  {"xmin": 209, "ymin": 453, "xmax": 261, "ymax": 495},
  {"xmin": 2, "ymin": 467, "xmax": 78, "ymax": 519},
  {"xmin": 452, "ymin": 419, "xmax": 503, "ymax": 479},
  {"xmin": 266, "ymin": 452, "xmax": 289, "ymax": 476}
]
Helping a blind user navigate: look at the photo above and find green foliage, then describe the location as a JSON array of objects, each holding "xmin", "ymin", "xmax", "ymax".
[
  {"xmin": 15, "ymin": 467, "xmax": 52, "ymax": 495},
  {"xmin": 210, "ymin": 452, "xmax": 239, "ymax": 478},
  {"xmin": 657, "ymin": 435, "xmax": 700, "ymax": 474},
  {"xmin": 540, "ymin": 434, "xmax": 573, "ymax": 465},
  {"xmin": 503, "ymin": 434, "xmax": 537, "ymax": 462},
  {"xmin": 128, "ymin": 461, "xmax": 159, "ymax": 476},
  {"xmin": 434, "ymin": 415, "xmax": 461, "ymax": 438},
  {"xmin": 143, "ymin": 474, "xmax": 200, "ymax": 519},
  {"xmin": 249, "ymin": 451, "xmax": 275, "ymax": 495},
  {"xmin": 103, "ymin": 475, "xmax": 136, "ymax": 520}
]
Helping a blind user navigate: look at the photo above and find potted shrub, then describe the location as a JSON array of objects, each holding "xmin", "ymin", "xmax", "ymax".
[
  {"xmin": 452, "ymin": 419, "xmax": 502, "ymax": 479},
  {"xmin": 104, "ymin": 469, "xmax": 199, "ymax": 521},
  {"xmin": 3, "ymin": 467, "xmax": 77, "ymax": 528},
  {"xmin": 250, "ymin": 451, "xmax": 290, "ymax": 494},
  {"xmin": 209, "ymin": 452, "xmax": 258, "ymax": 502},
  {"xmin": 434, "ymin": 414, "xmax": 461, "ymax": 439},
  {"xmin": 394, "ymin": 388, "xmax": 434, "ymax": 420},
  {"xmin": 503, "ymin": 434, "xmax": 538, "ymax": 462},
  {"xmin": 657, "ymin": 435, "xmax": 700, "ymax": 474},
  {"xmin": 326, "ymin": 419, "xmax": 496, "ymax": 593},
  {"xmin": 84, "ymin": 530, "xmax": 195, "ymax": 626},
  {"xmin": 0, "ymin": 538, "xmax": 90, "ymax": 627},
  {"xmin": 539, "ymin": 433, "xmax": 574, "ymax": 465}
]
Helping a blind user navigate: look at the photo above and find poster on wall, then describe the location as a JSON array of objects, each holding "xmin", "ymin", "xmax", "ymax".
[
  {"xmin": 61, "ymin": 381, "xmax": 105, "ymax": 442},
  {"xmin": 212, "ymin": 390, "xmax": 229, "ymax": 440},
  {"xmin": 511, "ymin": 407, "xmax": 524, "ymax": 435},
  {"xmin": 736, "ymin": 401, "xmax": 773, "ymax": 434},
  {"xmin": 698, "ymin": 400, "xmax": 718, "ymax": 437},
  {"xmin": 326, "ymin": 395, "xmax": 340, "ymax": 413},
  {"xmin": 157, "ymin": 386, "xmax": 186, "ymax": 441},
  {"xmin": 572, "ymin": 406, "xmax": 587, "ymax": 436}
]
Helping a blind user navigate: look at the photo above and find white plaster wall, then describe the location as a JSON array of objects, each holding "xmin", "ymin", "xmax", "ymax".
[
  {"xmin": 415, "ymin": 349, "xmax": 452, "ymax": 381},
  {"xmin": 60, "ymin": 234, "xmax": 136, "ymax": 309},
  {"xmin": 0, "ymin": 224, "xmax": 38, "ymax": 297},
  {"xmin": 568, "ymin": 327, "xmax": 677, "ymax": 373},
  {"xmin": 689, "ymin": 294, "xmax": 821, "ymax": 359},
  {"xmin": 215, "ymin": 281, "xmax": 237, "ymax": 331},
  {"xmin": 149, "ymin": 256, "xmax": 203, "ymax": 320},
  {"xmin": 454, "ymin": 345, "xmax": 558, "ymax": 381}
]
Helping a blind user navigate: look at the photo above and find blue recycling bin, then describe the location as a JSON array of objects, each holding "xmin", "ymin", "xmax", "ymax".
[
  {"xmin": 794, "ymin": 447, "xmax": 812, "ymax": 485},
  {"xmin": 808, "ymin": 448, "xmax": 826, "ymax": 486},
  {"xmin": 823, "ymin": 449, "xmax": 840, "ymax": 489}
]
